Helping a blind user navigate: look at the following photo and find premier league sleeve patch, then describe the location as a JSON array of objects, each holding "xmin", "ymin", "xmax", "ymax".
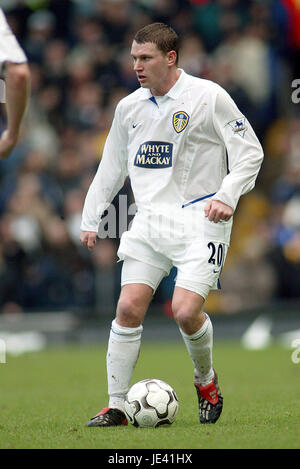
[
  {"xmin": 173, "ymin": 111, "xmax": 189, "ymax": 134},
  {"xmin": 226, "ymin": 117, "xmax": 248, "ymax": 138}
]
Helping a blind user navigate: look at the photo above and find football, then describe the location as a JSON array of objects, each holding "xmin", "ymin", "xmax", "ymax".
[{"xmin": 124, "ymin": 378, "xmax": 179, "ymax": 428}]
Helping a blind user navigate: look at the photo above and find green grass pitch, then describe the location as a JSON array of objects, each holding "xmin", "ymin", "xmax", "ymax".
[{"xmin": 0, "ymin": 340, "xmax": 299, "ymax": 449}]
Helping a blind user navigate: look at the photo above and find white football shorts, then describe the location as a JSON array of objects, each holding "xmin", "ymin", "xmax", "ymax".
[{"xmin": 118, "ymin": 230, "xmax": 229, "ymax": 300}]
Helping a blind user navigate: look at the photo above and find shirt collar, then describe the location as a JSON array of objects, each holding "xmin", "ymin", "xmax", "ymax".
[
  {"xmin": 166, "ymin": 69, "xmax": 186, "ymax": 99},
  {"xmin": 137, "ymin": 68, "xmax": 186, "ymax": 101}
]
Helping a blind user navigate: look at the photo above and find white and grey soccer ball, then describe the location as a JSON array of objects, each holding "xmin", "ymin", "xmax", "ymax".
[{"xmin": 124, "ymin": 378, "xmax": 179, "ymax": 428}]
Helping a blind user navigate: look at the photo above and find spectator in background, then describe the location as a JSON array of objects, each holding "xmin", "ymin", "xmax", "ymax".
[
  {"xmin": 267, "ymin": 200, "xmax": 300, "ymax": 301},
  {"xmin": 0, "ymin": 7, "xmax": 30, "ymax": 159},
  {"xmin": 92, "ymin": 238, "xmax": 120, "ymax": 315},
  {"xmin": 25, "ymin": 10, "xmax": 56, "ymax": 64}
]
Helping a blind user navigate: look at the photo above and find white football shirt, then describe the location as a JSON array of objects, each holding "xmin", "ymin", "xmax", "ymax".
[{"xmin": 81, "ymin": 69, "xmax": 263, "ymax": 242}]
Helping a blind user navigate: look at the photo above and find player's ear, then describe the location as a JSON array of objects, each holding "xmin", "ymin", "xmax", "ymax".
[{"xmin": 167, "ymin": 50, "xmax": 177, "ymax": 67}]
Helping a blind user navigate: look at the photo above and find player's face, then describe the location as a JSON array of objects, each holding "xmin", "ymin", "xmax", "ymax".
[{"xmin": 131, "ymin": 41, "xmax": 176, "ymax": 96}]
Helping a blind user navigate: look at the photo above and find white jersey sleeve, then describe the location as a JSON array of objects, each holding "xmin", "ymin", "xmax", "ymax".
[
  {"xmin": 80, "ymin": 101, "xmax": 129, "ymax": 232},
  {"xmin": 0, "ymin": 9, "xmax": 27, "ymax": 65},
  {"xmin": 211, "ymin": 87, "xmax": 264, "ymax": 211}
]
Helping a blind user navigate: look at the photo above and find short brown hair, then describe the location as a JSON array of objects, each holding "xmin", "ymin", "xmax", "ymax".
[{"xmin": 134, "ymin": 22, "xmax": 179, "ymax": 64}]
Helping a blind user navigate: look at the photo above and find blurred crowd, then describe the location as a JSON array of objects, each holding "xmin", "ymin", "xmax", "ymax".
[{"xmin": 0, "ymin": 0, "xmax": 300, "ymax": 316}]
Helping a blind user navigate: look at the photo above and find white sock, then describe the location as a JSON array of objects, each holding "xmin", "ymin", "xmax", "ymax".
[
  {"xmin": 107, "ymin": 319, "xmax": 143, "ymax": 412},
  {"xmin": 179, "ymin": 314, "xmax": 214, "ymax": 386}
]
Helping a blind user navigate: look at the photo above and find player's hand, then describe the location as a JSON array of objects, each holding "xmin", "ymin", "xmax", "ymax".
[
  {"xmin": 204, "ymin": 199, "xmax": 233, "ymax": 223},
  {"xmin": 0, "ymin": 130, "xmax": 18, "ymax": 159},
  {"xmin": 80, "ymin": 231, "xmax": 98, "ymax": 251}
]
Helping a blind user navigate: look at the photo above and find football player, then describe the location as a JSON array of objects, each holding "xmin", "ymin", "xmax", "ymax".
[{"xmin": 81, "ymin": 22, "xmax": 263, "ymax": 426}]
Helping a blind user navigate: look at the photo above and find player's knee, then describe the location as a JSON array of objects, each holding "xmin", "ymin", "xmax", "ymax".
[
  {"xmin": 173, "ymin": 307, "xmax": 196, "ymax": 332},
  {"xmin": 172, "ymin": 299, "xmax": 205, "ymax": 333},
  {"xmin": 116, "ymin": 294, "xmax": 145, "ymax": 327}
]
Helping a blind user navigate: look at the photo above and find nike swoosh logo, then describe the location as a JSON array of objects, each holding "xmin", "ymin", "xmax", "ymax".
[
  {"xmin": 132, "ymin": 123, "xmax": 138, "ymax": 128},
  {"xmin": 213, "ymin": 269, "xmax": 220, "ymax": 274}
]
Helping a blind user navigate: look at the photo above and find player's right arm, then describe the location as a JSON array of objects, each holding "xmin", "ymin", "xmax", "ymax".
[
  {"xmin": 80, "ymin": 231, "xmax": 97, "ymax": 251},
  {"xmin": 80, "ymin": 101, "xmax": 128, "ymax": 247}
]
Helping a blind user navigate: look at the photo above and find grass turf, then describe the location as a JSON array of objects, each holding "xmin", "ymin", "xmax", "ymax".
[{"xmin": 0, "ymin": 340, "xmax": 299, "ymax": 449}]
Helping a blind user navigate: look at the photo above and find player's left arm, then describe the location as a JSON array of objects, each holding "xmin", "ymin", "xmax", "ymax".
[
  {"xmin": 208, "ymin": 87, "xmax": 264, "ymax": 220},
  {"xmin": 80, "ymin": 100, "xmax": 129, "ymax": 235}
]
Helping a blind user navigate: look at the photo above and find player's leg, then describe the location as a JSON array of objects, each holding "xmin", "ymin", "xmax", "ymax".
[
  {"xmin": 86, "ymin": 257, "xmax": 167, "ymax": 427},
  {"xmin": 106, "ymin": 282, "xmax": 153, "ymax": 412},
  {"xmin": 172, "ymin": 284, "xmax": 223, "ymax": 424},
  {"xmin": 172, "ymin": 286, "xmax": 214, "ymax": 385}
]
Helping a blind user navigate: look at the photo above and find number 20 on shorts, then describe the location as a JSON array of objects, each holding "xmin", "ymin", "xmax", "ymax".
[{"xmin": 207, "ymin": 242, "xmax": 225, "ymax": 269}]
